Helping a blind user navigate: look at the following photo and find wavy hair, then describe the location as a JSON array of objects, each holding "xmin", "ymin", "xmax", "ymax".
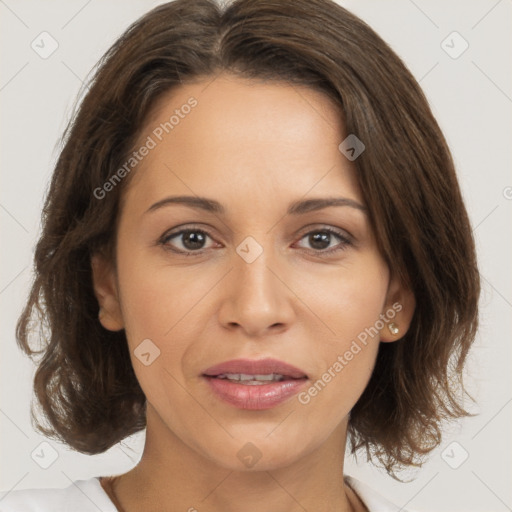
[{"xmin": 16, "ymin": 0, "xmax": 480, "ymax": 478}]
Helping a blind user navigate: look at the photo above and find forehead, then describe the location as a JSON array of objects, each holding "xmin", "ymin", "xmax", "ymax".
[{"xmin": 121, "ymin": 74, "xmax": 362, "ymax": 215}]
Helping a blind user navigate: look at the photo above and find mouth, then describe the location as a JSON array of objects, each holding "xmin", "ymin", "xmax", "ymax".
[
  {"xmin": 202, "ymin": 357, "xmax": 308, "ymax": 382},
  {"xmin": 201, "ymin": 358, "xmax": 308, "ymax": 410}
]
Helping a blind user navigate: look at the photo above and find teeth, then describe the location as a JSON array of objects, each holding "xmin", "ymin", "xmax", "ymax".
[{"xmin": 216, "ymin": 373, "xmax": 286, "ymax": 383}]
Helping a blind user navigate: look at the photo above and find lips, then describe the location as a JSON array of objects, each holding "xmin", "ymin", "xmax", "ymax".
[
  {"xmin": 202, "ymin": 358, "xmax": 309, "ymax": 410},
  {"xmin": 202, "ymin": 358, "xmax": 308, "ymax": 380}
]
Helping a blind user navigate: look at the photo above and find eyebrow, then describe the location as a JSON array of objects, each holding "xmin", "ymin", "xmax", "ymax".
[{"xmin": 144, "ymin": 195, "xmax": 367, "ymax": 216}]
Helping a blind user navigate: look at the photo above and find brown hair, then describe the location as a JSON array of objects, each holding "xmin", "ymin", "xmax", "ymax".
[{"xmin": 16, "ymin": 0, "xmax": 480, "ymax": 478}]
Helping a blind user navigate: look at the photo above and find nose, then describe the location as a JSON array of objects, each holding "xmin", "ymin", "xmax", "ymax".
[{"xmin": 217, "ymin": 240, "xmax": 295, "ymax": 337}]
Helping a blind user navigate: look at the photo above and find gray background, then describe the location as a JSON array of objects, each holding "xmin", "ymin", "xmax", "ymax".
[{"xmin": 1, "ymin": 1, "xmax": 511, "ymax": 510}]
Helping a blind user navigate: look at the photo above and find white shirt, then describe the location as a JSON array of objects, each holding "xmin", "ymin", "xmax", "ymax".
[{"xmin": 0, "ymin": 475, "xmax": 413, "ymax": 511}]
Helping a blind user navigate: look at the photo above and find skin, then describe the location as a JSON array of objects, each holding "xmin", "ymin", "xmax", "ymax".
[{"xmin": 92, "ymin": 73, "xmax": 415, "ymax": 512}]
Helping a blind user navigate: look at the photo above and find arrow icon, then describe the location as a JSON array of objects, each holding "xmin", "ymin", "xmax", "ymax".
[
  {"xmin": 31, "ymin": 441, "xmax": 59, "ymax": 468},
  {"xmin": 339, "ymin": 134, "xmax": 365, "ymax": 161},
  {"xmin": 31, "ymin": 31, "xmax": 59, "ymax": 59},
  {"xmin": 135, "ymin": 339, "xmax": 161, "ymax": 366},
  {"xmin": 441, "ymin": 441, "xmax": 469, "ymax": 469},
  {"xmin": 236, "ymin": 236, "xmax": 263, "ymax": 263},
  {"xmin": 440, "ymin": 31, "xmax": 468, "ymax": 59}
]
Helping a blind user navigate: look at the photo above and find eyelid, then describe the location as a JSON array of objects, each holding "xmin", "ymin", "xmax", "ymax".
[
  {"xmin": 295, "ymin": 223, "xmax": 353, "ymax": 241},
  {"xmin": 158, "ymin": 224, "xmax": 218, "ymax": 248}
]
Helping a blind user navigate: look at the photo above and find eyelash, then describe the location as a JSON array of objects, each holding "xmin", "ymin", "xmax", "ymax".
[{"xmin": 158, "ymin": 225, "xmax": 353, "ymax": 257}]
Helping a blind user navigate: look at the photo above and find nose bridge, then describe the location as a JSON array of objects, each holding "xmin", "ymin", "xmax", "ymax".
[
  {"xmin": 234, "ymin": 233, "xmax": 280, "ymax": 301},
  {"xmin": 219, "ymin": 232, "xmax": 294, "ymax": 334}
]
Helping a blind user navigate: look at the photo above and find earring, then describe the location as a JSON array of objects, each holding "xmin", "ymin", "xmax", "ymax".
[{"xmin": 388, "ymin": 322, "xmax": 399, "ymax": 335}]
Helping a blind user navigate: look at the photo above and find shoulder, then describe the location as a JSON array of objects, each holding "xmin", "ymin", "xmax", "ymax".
[
  {"xmin": 0, "ymin": 477, "xmax": 117, "ymax": 512},
  {"xmin": 345, "ymin": 475, "xmax": 416, "ymax": 512}
]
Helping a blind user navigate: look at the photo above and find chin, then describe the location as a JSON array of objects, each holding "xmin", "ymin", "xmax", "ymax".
[{"xmin": 204, "ymin": 438, "xmax": 310, "ymax": 473}]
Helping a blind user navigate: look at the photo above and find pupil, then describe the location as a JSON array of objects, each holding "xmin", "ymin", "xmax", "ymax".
[
  {"xmin": 183, "ymin": 231, "xmax": 205, "ymax": 250},
  {"xmin": 310, "ymin": 232, "xmax": 330, "ymax": 250}
]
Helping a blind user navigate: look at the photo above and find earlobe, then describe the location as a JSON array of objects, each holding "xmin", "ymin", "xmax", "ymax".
[
  {"xmin": 90, "ymin": 252, "xmax": 124, "ymax": 332},
  {"xmin": 379, "ymin": 275, "xmax": 416, "ymax": 343}
]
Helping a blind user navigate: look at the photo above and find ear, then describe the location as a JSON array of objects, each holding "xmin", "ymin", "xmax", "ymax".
[
  {"xmin": 379, "ymin": 273, "xmax": 415, "ymax": 342},
  {"xmin": 90, "ymin": 252, "xmax": 124, "ymax": 332}
]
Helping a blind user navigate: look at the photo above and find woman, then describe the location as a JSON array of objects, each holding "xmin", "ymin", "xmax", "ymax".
[{"xmin": 0, "ymin": 0, "xmax": 479, "ymax": 510}]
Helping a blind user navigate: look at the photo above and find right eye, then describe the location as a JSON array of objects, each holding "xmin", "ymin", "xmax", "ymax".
[{"xmin": 159, "ymin": 227, "xmax": 218, "ymax": 255}]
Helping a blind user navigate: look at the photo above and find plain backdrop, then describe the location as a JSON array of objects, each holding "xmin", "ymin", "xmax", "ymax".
[{"xmin": 1, "ymin": 1, "xmax": 511, "ymax": 511}]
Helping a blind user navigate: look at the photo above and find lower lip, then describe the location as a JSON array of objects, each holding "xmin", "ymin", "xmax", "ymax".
[{"xmin": 203, "ymin": 376, "xmax": 308, "ymax": 410}]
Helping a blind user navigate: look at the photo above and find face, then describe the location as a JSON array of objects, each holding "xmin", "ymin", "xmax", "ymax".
[{"xmin": 92, "ymin": 73, "xmax": 414, "ymax": 471}]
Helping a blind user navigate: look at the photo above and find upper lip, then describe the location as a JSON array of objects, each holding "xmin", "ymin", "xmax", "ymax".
[{"xmin": 203, "ymin": 358, "xmax": 308, "ymax": 379}]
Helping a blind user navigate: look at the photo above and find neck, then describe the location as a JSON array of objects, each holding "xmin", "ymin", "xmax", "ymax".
[{"xmin": 106, "ymin": 404, "xmax": 366, "ymax": 512}]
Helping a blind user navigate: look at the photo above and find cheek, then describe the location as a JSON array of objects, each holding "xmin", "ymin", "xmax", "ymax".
[
  {"xmin": 114, "ymin": 250, "xmax": 203, "ymax": 408},
  {"xmin": 293, "ymin": 257, "xmax": 388, "ymax": 415},
  {"xmin": 116, "ymin": 245, "xmax": 208, "ymax": 342},
  {"xmin": 115, "ymin": 246, "xmax": 224, "ymax": 397},
  {"xmin": 298, "ymin": 255, "xmax": 389, "ymax": 346}
]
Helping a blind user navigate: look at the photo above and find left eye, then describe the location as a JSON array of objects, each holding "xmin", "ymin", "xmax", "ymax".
[
  {"xmin": 160, "ymin": 227, "xmax": 352, "ymax": 256},
  {"xmin": 294, "ymin": 228, "xmax": 352, "ymax": 254}
]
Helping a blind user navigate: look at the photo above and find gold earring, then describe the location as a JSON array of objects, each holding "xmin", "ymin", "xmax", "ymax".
[{"xmin": 388, "ymin": 322, "xmax": 399, "ymax": 335}]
